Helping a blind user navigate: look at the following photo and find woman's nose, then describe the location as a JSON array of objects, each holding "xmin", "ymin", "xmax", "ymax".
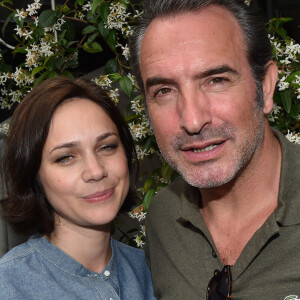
[{"xmin": 82, "ymin": 155, "xmax": 108, "ymax": 182}]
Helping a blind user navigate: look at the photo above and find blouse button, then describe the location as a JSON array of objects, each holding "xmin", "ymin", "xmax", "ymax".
[{"xmin": 104, "ymin": 270, "xmax": 110, "ymax": 277}]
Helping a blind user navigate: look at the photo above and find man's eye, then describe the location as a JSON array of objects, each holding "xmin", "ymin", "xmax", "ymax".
[
  {"xmin": 209, "ymin": 77, "xmax": 228, "ymax": 85},
  {"xmin": 55, "ymin": 155, "xmax": 74, "ymax": 164},
  {"xmin": 156, "ymin": 87, "xmax": 173, "ymax": 96}
]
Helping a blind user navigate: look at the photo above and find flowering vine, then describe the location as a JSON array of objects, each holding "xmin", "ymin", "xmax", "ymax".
[{"xmin": 0, "ymin": 0, "xmax": 299, "ymax": 248}]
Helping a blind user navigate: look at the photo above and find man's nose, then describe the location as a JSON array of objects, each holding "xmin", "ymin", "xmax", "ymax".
[
  {"xmin": 177, "ymin": 90, "xmax": 212, "ymax": 134},
  {"xmin": 82, "ymin": 155, "xmax": 108, "ymax": 182}
]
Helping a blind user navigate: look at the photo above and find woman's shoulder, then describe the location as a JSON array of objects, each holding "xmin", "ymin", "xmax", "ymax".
[{"xmin": 0, "ymin": 239, "xmax": 34, "ymax": 267}]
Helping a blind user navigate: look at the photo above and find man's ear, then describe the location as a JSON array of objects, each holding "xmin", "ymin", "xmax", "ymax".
[{"xmin": 262, "ymin": 60, "xmax": 278, "ymax": 114}]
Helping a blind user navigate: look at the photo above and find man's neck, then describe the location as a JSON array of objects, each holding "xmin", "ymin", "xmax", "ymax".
[{"xmin": 199, "ymin": 125, "xmax": 282, "ymax": 265}]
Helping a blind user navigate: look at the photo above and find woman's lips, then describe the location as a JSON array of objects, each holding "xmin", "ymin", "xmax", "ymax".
[{"xmin": 83, "ymin": 188, "xmax": 114, "ymax": 202}]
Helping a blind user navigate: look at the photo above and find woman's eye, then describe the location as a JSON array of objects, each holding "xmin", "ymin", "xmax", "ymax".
[
  {"xmin": 55, "ymin": 155, "xmax": 74, "ymax": 164},
  {"xmin": 100, "ymin": 144, "xmax": 118, "ymax": 152}
]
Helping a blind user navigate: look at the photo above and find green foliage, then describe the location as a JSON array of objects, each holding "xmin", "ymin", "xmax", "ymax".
[{"xmin": 0, "ymin": 1, "xmax": 299, "ymax": 248}]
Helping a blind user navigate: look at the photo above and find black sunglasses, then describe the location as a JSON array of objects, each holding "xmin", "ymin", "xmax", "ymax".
[{"xmin": 206, "ymin": 265, "xmax": 232, "ymax": 300}]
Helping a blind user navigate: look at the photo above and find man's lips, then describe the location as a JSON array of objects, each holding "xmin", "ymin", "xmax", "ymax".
[
  {"xmin": 180, "ymin": 140, "xmax": 227, "ymax": 162},
  {"xmin": 181, "ymin": 140, "xmax": 226, "ymax": 153},
  {"xmin": 83, "ymin": 189, "xmax": 114, "ymax": 202}
]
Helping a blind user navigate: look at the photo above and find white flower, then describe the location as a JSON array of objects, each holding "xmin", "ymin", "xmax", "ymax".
[
  {"xmin": 44, "ymin": 17, "xmax": 66, "ymax": 33},
  {"xmin": 117, "ymin": 43, "xmax": 130, "ymax": 60},
  {"xmin": 277, "ymin": 76, "xmax": 289, "ymax": 91},
  {"xmin": 14, "ymin": 26, "xmax": 33, "ymax": 40},
  {"xmin": 135, "ymin": 144, "xmax": 149, "ymax": 160},
  {"xmin": 0, "ymin": 123, "xmax": 10, "ymax": 135},
  {"xmin": 15, "ymin": 9, "xmax": 28, "ymax": 21},
  {"xmin": 94, "ymin": 75, "xmax": 112, "ymax": 89},
  {"xmin": 106, "ymin": 2, "xmax": 130, "ymax": 31},
  {"xmin": 286, "ymin": 130, "xmax": 300, "ymax": 144},
  {"xmin": 108, "ymin": 88, "xmax": 119, "ymax": 104},
  {"xmin": 133, "ymin": 235, "xmax": 145, "ymax": 248},
  {"xmin": 26, "ymin": 0, "xmax": 42, "ymax": 16},
  {"xmin": 82, "ymin": 2, "xmax": 92, "ymax": 11},
  {"xmin": 129, "ymin": 119, "xmax": 151, "ymax": 141}
]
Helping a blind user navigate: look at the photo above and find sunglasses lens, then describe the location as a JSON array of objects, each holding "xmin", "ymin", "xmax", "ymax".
[{"xmin": 206, "ymin": 266, "xmax": 232, "ymax": 300}]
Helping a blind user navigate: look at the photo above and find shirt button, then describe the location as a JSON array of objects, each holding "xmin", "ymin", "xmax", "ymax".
[
  {"xmin": 212, "ymin": 250, "xmax": 217, "ymax": 258},
  {"xmin": 104, "ymin": 270, "xmax": 110, "ymax": 277}
]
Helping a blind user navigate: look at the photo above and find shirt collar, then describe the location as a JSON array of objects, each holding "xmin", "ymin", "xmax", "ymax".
[{"xmin": 28, "ymin": 236, "xmax": 117, "ymax": 279}]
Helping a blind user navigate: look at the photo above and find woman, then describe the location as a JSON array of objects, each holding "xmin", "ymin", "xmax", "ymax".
[{"xmin": 0, "ymin": 77, "xmax": 156, "ymax": 299}]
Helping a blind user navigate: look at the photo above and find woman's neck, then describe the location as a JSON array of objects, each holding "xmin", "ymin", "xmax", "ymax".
[{"xmin": 47, "ymin": 220, "xmax": 112, "ymax": 273}]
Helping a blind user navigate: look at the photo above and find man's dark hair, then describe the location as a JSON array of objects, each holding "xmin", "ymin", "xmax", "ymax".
[
  {"xmin": 130, "ymin": 0, "xmax": 273, "ymax": 107},
  {"xmin": 1, "ymin": 76, "xmax": 138, "ymax": 236}
]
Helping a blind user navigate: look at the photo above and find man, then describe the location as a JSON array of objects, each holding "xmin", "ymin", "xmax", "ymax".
[{"xmin": 130, "ymin": 0, "xmax": 300, "ymax": 299}]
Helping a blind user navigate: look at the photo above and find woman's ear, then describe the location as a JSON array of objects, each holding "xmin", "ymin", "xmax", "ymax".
[{"xmin": 262, "ymin": 60, "xmax": 278, "ymax": 114}]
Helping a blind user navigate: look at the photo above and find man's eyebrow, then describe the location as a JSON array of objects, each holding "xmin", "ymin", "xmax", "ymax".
[
  {"xmin": 49, "ymin": 132, "xmax": 118, "ymax": 154},
  {"xmin": 145, "ymin": 65, "xmax": 238, "ymax": 92},
  {"xmin": 145, "ymin": 77, "xmax": 176, "ymax": 93},
  {"xmin": 195, "ymin": 65, "xmax": 239, "ymax": 79}
]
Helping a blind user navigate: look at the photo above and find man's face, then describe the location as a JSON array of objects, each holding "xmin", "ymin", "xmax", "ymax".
[{"xmin": 140, "ymin": 5, "xmax": 268, "ymax": 188}]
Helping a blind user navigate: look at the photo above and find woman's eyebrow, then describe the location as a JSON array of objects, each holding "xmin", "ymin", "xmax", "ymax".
[{"xmin": 49, "ymin": 132, "xmax": 118, "ymax": 154}]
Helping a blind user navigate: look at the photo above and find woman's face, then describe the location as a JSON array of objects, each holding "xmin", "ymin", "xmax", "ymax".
[{"xmin": 39, "ymin": 98, "xmax": 130, "ymax": 231}]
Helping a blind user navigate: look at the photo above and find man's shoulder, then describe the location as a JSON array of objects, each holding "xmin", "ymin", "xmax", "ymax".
[
  {"xmin": 151, "ymin": 176, "xmax": 187, "ymax": 204},
  {"xmin": 147, "ymin": 176, "xmax": 191, "ymax": 221}
]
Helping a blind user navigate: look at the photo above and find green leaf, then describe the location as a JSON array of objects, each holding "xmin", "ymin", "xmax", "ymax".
[
  {"xmin": 75, "ymin": 0, "xmax": 85, "ymax": 5},
  {"xmin": 32, "ymin": 66, "xmax": 45, "ymax": 75},
  {"xmin": 32, "ymin": 27, "xmax": 45, "ymax": 39},
  {"xmin": 119, "ymin": 76, "xmax": 133, "ymax": 98},
  {"xmin": 55, "ymin": 56, "xmax": 65, "ymax": 70},
  {"xmin": 86, "ymin": 10, "xmax": 98, "ymax": 24},
  {"xmin": 48, "ymin": 71, "xmax": 58, "ymax": 78},
  {"xmin": 39, "ymin": 10, "xmax": 60, "ymax": 28},
  {"xmin": 119, "ymin": 0, "xmax": 128, "ymax": 7},
  {"xmin": 285, "ymin": 71, "xmax": 300, "ymax": 83},
  {"xmin": 87, "ymin": 32, "xmax": 99, "ymax": 44},
  {"xmin": 13, "ymin": 48, "xmax": 26, "ymax": 54},
  {"xmin": 143, "ymin": 189, "xmax": 155, "ymax": 211},
  {"xmin": 33, "ymin": 71, "xmax": 49, "ymax": 87},
  {"xmin": 109, "ymin": 73, "xmax": 122, "ymax": 80},
  {"xmin": 161, "ymin": 164, "xmax": 173, "ymax": 180},
  {"xmin": 2, "ymin": 11, "xmax": 14, "ymax": 36},
  {"xmin": 61, "ymin": 4, "xmax": 71, "ymax": 14},
  {"xmin": 99, "ymin": 1, "xmax": 110, "ymax": 22},
  {"xmin": 105, "ymin": 58, "xmax": 118, "ymax": 74},
  {"xmin": 276, "ymin": 27, "xmax": 287, "ymax": 39},
  {"xmin": 278, "ymin": 17, "xmax": 293, "ymax": 24},
  {"xmin": 61, "ymin": 70, "xmax": 74, "ymax": 78},
  {"xmin": 82, "ymin": 25, "xmax": 98, "ymax": 35},
  {"xmin": 61, "ymin": 20, "xmax": 75, "ymax": 41},
  {"xmin": 98, "ymin": 20, "xmax": 110, "ymax": 39},
  {"xmin": 125, "ymin": 114, "xmax": 137, "ymax": 122},
  {"xmin": 106, "ymin": 30, "xmax": 116, "ymax": 51},
  {"xmin": 66, "ymin": 59, "xmax": 79, "ymax": 69},
  {"xmin": 83, "ymin": 41, "xmax": 103, "ymax": 53},
  {"xmin": 143, "ymin": 178, "xmax": 153, "ymax": 193},
  {"xmin": 280, "ymin": 89, "xmax": 292, "ymax": 113},
  {"xmin": 91, "ymin": 0, "xmax": 102, "ymax": 14}
]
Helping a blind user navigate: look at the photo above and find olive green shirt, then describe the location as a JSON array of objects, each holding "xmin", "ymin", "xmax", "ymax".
[{"xmin": 145, "ymin": 130, "xmax": 300, "ymax": 299}]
